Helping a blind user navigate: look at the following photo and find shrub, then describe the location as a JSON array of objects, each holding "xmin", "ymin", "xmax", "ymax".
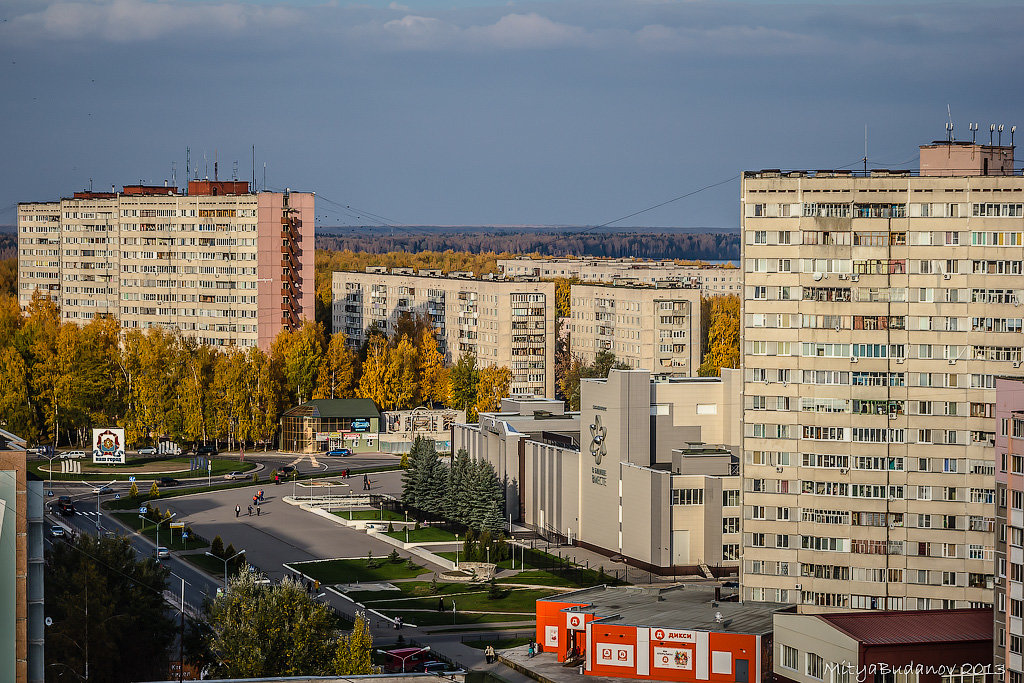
[
  {"xmin": 388, "ymin": 549, "xmax": 400, "ymax": 563},
  {"xmin": 251, "ymin": 472, "xmax": 259, "ymax": 483},
  {"xmin": 148, "ymin": 481, "xmax": 160, "ymax": 498},
  {"xmin": 387, "ymin": 521, "xmax": 395, "ymax": 533}
]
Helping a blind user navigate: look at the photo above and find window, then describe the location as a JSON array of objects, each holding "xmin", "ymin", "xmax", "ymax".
[
  {"xmin": 781, "ymin": 645, "xmax": 798, "ymax": 671},
  {"xmin": 723, "ymin": 490, "xmax": 740, "ymax": 507},
  {"xmin": 671, "ymin": 489, "xmax": 704, "ymax": 505},
  {"xmin": 806, "ymin": 653, "xmax": 824, "ymax": 680},
  {"xmin": 723, "ymin": 517, "xmax": 740, "ymax": 534}
]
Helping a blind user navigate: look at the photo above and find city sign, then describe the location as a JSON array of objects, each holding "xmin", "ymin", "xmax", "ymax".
[
  {"xmin": 139, "ymin": 507, "xmax": 148, "ymax": 514},
  {"xmin": 92, "ymin": 428, "xmax": 126, "ymax": 464}
]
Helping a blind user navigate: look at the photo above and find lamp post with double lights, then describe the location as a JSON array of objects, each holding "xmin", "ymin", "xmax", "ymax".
[
  {"xmin": 206, "ymin": 548, "xmax": 246, "ymax": 590},
  {"xmin": 376, "ymin": 646, "xmax": 429, "ymax": 673}
]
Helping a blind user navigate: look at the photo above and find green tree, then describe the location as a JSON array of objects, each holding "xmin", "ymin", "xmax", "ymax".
[
  {"xmin": 448, "ymin": 352, "xmax": 479, "ymax": 419},
  {"xmin": 558, "ymin": 350, "xmax": 630, "ymax": 411},
  {"xmin": 45, "ymin": 534, "xmax": 176, "ymax": 682},
  {"xmin": 205, "ymin": 573, "xmax": 338, "ymax": 677}
]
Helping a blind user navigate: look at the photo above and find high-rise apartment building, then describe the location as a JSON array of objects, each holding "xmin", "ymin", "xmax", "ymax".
[
  {"xmin": 332, "ymin": 269, "xmax": 555, "ymax": 397},
  {"xmin": 569, "ymin": 283, "xmax": 702, "ymax": 376},
  {"xmin": 18, "ymin": 181, "xmax": 314, "ymax": 349},
  {"xmin": 995, "ymin": 377, "xmax": 1024, "ymax": 679},
  {"xmin": 498, "ymin": 257, "xmax": 741, "ymax": 295},
  {"xmin": 741, "ymin": 140, "xmax": 1019, "ymax": 611}
]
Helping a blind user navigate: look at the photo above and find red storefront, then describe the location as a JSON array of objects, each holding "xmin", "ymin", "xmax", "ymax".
[{"xmin": 536, "ymin": 585, "xmax": 792, "ymax": 683}]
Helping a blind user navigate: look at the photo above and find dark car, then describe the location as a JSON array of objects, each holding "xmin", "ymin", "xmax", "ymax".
[
  {"xmin": 326, "ymin": 448, "xmax": 352, "ymax": 457},
  {"xmin": 194, "ymin": 444, "xmax": 218, "ymax": 456},
  {"xmin": 277, "ymin": 466, "xmax": 295, "ymax": 475},
  {"xmin": 56, "ymin": 495, "xmax": 75, "ymax": 516},
  {"xmin": 157, "ymin": 477, "xmax": 179, "ymax": 487}
]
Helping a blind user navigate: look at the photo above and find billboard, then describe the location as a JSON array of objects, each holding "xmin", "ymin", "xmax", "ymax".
[
  {"xmin": 351, "ymin": 418, "xmax": 371, "ymax": 432},
  {"xmin": 92, "ymin": 428, "xmax": 126, "ymax": 464}
]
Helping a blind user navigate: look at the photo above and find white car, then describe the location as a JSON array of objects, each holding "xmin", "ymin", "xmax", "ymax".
[
  {"xmin": 223, "ymin": 471, "xmax": 247, "ymax": 481},
  {"xmin": 156, "ymin": 546, "xmax": 170, "ymax": 559},
  {"xmin": 62, "ymin": 450, "xmax": 85, "ymax": 459},
  {"xmin": 138, "ymin": 447, "xmax": 158, "ymax": 456}
]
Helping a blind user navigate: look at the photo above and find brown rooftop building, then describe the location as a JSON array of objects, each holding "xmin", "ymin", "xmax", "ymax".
[{"xmin": 773, "ymin": 609, "xmax": 992, "ymax": 683}]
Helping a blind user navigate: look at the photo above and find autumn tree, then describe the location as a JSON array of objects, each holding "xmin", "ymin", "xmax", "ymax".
[
  {"xmin": 333, "ymin": 612, "xmax": 373, "ymax": 675},
  {"xmin": 558, "ymin": 350, "xmax": 629, "ymax": 411},
  {"xmin": 283, "ymin": 320, "xmax": 326, "ymax": 404},
  {"xmin": 476, "ymin": 364, "xmax": 511, "ymax": 416},
  {"xmin": 357, "ymin": 336, "xmax": 392, "ymax": 410},
  {"xmin": 553, "ymin": 277, "xmax": 577, "ymax": 318},
  {"xmin": 698, "ymin": 294, "xmax": 740, "ymax": 377},
  {"xmin": 313, "ymin": 333, "xmax": 358, "ymax": 399},
  {"xmin": 415, "ymin": 327, "xmax": 447, "ymax": 406}
]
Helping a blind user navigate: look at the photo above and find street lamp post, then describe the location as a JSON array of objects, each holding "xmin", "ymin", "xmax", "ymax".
[
  {"xmin": 453, "ymin": 600, "xmax": 457, "ymax": 625},
  {"xmin": 205, "ymin": 549, "xmax": 246, "ymax": 590},
  {"xmin": 376, "ymin": 646, "xmax": 429, "ymax": 673},
  {"xmin": 44, "ymin": 453, "xmax": 59, "ymax": 494},
  {"xmin": 155, "ymin": 513, "xmax": 177, "ymax": 552},
  {"xmin": 168, "ymin": 571, "xmax": 187, "ymax": 683},
  {"xmin": 455, "ymin": 534, "xmax": 460, "ymax": 568}
]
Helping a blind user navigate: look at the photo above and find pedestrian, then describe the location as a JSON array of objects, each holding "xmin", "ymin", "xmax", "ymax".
[
  {"xmin": 528, "ymin": 641, "xmax": 535, "ymax": 658},
  {"xmin": 235, "ymin": 505, "xmax": 240, "ymax": 518},
  {"xmin": 315, "ymin": 580, "xmax": 320, "ymax": 592},
  {"xmin": 438, "ymin": 597, "xmax": 444, "ymax": 612},
  {"xmin": 485, "ymin": 645, "xmax": 495, "ymax": 664},
  {"xmin": 257, "ymin": 505, "xmax": 261, "ymax": 516},
  {"xmin": 396, "ymin": 616, "xmax": 403, "ymax": 630},
  {"xmin": 247, "ymin": 505, "xmax": 252, "ymax": 516},
  {"xmin": 363, "ymin": 474, "xmax": 370, "ymax": 490}
]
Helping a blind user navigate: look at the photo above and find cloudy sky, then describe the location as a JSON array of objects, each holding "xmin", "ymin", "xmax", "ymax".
[{"xmin": 1, "ymin": 0, "xmax": 1021, "ymax": 228}]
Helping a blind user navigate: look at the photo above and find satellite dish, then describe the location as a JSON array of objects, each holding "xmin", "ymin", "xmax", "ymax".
[
  {"xmin": 45, "ymin": 617, "xmax": 53, "ymax": 627},
  {"xmin": 813, "ymin": 273, "xmax": 823, "ymax": 281},
  {"xmin": 714, "ymin": 611, "xmax": 723, "ymax": 623}
]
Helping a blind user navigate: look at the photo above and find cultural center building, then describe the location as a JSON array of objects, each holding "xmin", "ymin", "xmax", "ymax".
[{"xmin": 535, "ymin": 585, "xmax": 792, "ymax": 683}]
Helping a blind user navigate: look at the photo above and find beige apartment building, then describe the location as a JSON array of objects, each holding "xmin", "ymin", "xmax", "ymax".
[
  {"xmin": 332, "ymin": 269, "xmax": 555, "ymax": 397},
  {"xmin": 498, "ymin": 257, "xmax": 741, "ymax": 294},
  {"xmin": 569, "ymin": 282, "xmax": 702, "ymax": 376},
  {"xmin": 18, "ymin": 181, "xmax": 314, "ymax": 350},
  {"xmin": 741, "ymin": 140, "xmax": 1020, "ymax": 612}
]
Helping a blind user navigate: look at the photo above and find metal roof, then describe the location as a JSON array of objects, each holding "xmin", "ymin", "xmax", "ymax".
[
  {"xmin": 816, "ymin": 609, "xmax": 992, "ymax": 646},
  {"xmin": 282, "ymin": 399, "xmax": 381, "ymax": 420}
]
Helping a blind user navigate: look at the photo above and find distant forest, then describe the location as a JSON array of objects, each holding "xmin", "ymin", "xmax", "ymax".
[
  {"xmin": 316, "ymin": 229, "xmax": 739, "ymax": 261},
  {"xmin": 0, "ymin": 232, "xmax": 14, "ymax": 260}
]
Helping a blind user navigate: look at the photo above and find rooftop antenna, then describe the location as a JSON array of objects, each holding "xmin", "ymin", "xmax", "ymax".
[
  {"xmin": 214, "ymin": 149, "xmax": 218, "ymax": 181},
  {"xmin": 204, "ymin": 151, "xmax": 209, "ymax": 180},
  {"xmin": 252, "ymin": 145, "xmax": 256, "ymax": 191},
  {"xmin": 947, "ymin": 104, "xmax": 954, "ymax": 140},
  {"xmin": 89, "ymin": 177, "xmax": 93, "ymax": 192},
  {"xmin": 1012, "ymin": 126, "xmax": 1017, "ymax": 148},
  {"xmin": 970, "ymin": 122, "xmax": 978, "ymax": 144},
  {"xmin": 863, "ymin": 124, "xmax": 868, "ymax": 174},
  {"xmin": 171, "ymin": 161, "xmax": 176, "ymax": 189},
  {"xmin": 263, "ymin": 162, "xmax": 266, "ymax": 191},
  {"xmin": 990, "ymin": 124, "xmax": 995, "ymax": 146},
  {"xmin": 999, "ymin": 124, "xmax": 1005, "ymax": 147},
  {"xmin": 185, "ymin": 147, "xmax": 191, "ymax": 192},
  {"xmin": 232, "ymin": 161, "xmax": 238, "ymax": 181}
]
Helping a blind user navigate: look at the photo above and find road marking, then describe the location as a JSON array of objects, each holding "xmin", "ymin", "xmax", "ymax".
[
  {"xmin": 287, "ymin": 456, "xmax": 303, "ymax": 467},
  {"xmin": 309, "ymin": 454, "xmax": 319, "ymax": 468}
]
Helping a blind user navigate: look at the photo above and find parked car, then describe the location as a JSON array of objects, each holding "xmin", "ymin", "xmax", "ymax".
[
  {"xmin": 422, "ymin": 662, "xmax": 463, "ymax": 675},
  {"xmin": 326, "ymin": 448, "xmax": 352, "ymax": 457},
  {"xmin": 156, "ymin": 546, "xmax": 170, "ymax": 559},
  {"xmin": 62, "ymin": 450, "xmax": 85, "ymax": 459},
  {"xmin": 194, "ymin": 444, "xmax": 218, "ymax": 456},
  {"xmin": 224, "ymin": 471, "xmax": 247, "ymax": 481},
  {"xmin": 138, "ymin": 446, "xmax": 158, "ymax": 456},
  {"xmin": 157, "ymin": 477, "xmax": 179, "ymax": 487},
  {"xmin": 277, "ymin": 466, "xmax": 295, "ymax": 475},
  {"xmin": 29, "ymin": 445, "xmax": 56, "ymax": 457},
  {"xmin": 50, "ymin": 525, "xmax": 65, "ymax": 537}
]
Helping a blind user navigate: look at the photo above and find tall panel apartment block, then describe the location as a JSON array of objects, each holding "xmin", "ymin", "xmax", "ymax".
[
  {"xmin": 741, "ymin": 141, "xmax": 1019, "ymax": 611},
  {"xmin": 17, "ymin": 181, "xmax": 313, "ymax": 350},
  {"xmin": 333, "ymin": 270, "xmax": 556, "ymax": 398}
]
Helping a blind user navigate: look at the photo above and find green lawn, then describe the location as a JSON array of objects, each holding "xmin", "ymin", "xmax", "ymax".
[
  {"xmin": 496, "ymin": 568, "xmax": 627, "ymax": 588},
  {"xmin": 288, "ymin": 557, "xmax": 425, "ymax": 584},
  {"xmin": 31, "ymin": 457, "xmax": 254, "ymax": 482},
  {"xmin": 366, "ymin": 588, "xmax": 559, "ymax": 614},
  {"xmin": 377, "ymin": 610, "xmax": 534, "ymax": 626},
  {"xmin": 346, "ymin": 580, "xmax": 485, "ymax": 603},
  {"xmin": 465, "ymin": 637, "xmax": 534, "ymax": 650},
  {"xmin": 333, "ymin": 509, "xmax": 407, "ymax": 522},
  {"xmin": 384, "ymin": 527, "xmax": 458, "ymax": 543},
  {"xmin": 111, "ymin": 512, "xmax": 209, "ymax": 551},
  {"xmin": 181, "ymin": 552, "xmax": 238, "ymax": 577},
  {"xmin": 434, "ymin": 551, "xmax": 552, "ymax": 571}
]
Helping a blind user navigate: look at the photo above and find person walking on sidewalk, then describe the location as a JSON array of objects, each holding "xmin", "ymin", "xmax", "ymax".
[
  {"xmin": 363, "ymin": 474, "xmax": 370, "ymax": 490},
  {"xmin": 247, "ymin": 505, "xmax": 253, "ymax": 516},
  {"xmin": 235, "ymin": 505, "xmax": 240, "ymax": 517},
  {"xmin": 485, "ymin": 645, "xmax": 495, "ymax": 664}
]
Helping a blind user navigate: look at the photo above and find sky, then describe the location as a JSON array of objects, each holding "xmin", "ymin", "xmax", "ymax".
[{"xmin": 1, "ymin": 0, "xmax": 1022, "ymax": 229}]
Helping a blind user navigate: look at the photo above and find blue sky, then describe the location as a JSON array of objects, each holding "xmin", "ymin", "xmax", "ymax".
[{"xmin": 1, "ymin": 0, "xmax": 1021, "ymax": 228}]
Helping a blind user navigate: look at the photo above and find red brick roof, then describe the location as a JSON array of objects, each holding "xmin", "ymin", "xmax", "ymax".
[{"xmin": 816, "ymin": 609, "xmax": 992, "ymax": 645}]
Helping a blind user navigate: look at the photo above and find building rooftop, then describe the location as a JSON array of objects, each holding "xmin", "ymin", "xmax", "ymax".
[
  {"xmin": 540, "ymin": 584, "xmax": 790, "ymax": 635},
  {"xmin": 815, "ymin": 609, "xmax": 992, "ymax": 646},
  {"xmin": 282, "ymin": 398, "xmax": 381, "ymax": 420}
]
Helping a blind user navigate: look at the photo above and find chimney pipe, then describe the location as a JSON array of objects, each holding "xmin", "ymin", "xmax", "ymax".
[{"xmin": 714, "ymin": 585, "xmax": 721, "ymax": 602}]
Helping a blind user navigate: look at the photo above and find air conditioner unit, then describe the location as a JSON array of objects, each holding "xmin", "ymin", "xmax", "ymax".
[
  {"xmin": 1015, "ymin": 361, "xmax": 1021, "ymax": 369},
  {"xmin": 948, "ymin": 359, "xmax": 957, "ymax": 365},
  {"xmin": 776, "ymin": 466, "xmax": 784, "ymax": 473},
  {"xmin": 794, "ymin": 583, "xmax": 802, "ymax": 590},
  {"xmin": 889, "ymin": 413, "xmax": 898, "ymax": 420},
  {"xmin": 840, "ymin": 468, "xmax": 849, "ymax": 475},
  {"xmin": 896, "ymin": 358, "xmax": 905, "ymax": 364},
  {"xmin": 943, "ymin": 273, "xmax": 951, "ymax": 280},
  {"xmin": 851, "ymin": 275, "xmax": 860, "ymax": 282},
  {"xmin": 851, "ymin": 357, "xmax": 859, "ymax": 363},
  {"xmin": 838, "ymin": 274, "xmax": 848, "ymax": 280}
]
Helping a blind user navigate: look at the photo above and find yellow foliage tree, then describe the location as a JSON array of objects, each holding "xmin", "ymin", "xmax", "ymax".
[
  {"xmin": 414, "ymin": 327, "xmax": 447, "ymax": 406},
  {"xmin": 313, "ymin": 333, "xmax": 358, "ymax": 400},
  {"xmin": 357, "ymin": 337, "xmax": 391, "ymax": 409},
  {"xmin": 698, "ymin": 294, "xmax": 740, "ymax": 377},
  {"xmin": 476, "ymin": 364, "xmax": 512, "ymax": 416}
]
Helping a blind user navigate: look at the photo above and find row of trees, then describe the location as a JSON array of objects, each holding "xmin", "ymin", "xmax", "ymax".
[
  {"xmin": 402, "ymin": 438, "xmax": 506, "ymax": 532},
  {"xmin": 698, "ymin": 294, "xmax": 740, "ymax": 376},
  {"xmin": 0, "ymin": 290, "xmax": 510, "ymax": 446}
]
